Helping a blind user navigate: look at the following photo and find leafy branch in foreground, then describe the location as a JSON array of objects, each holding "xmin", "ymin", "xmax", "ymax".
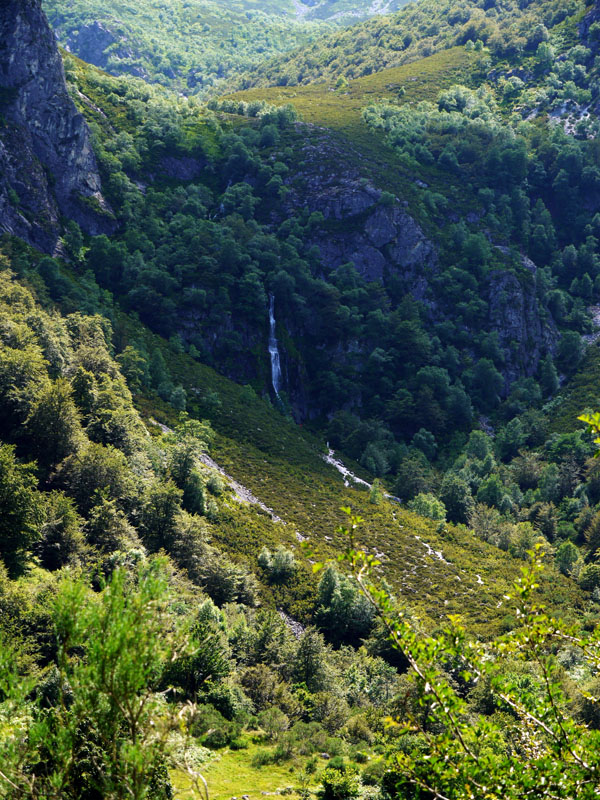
[
  {"xmin": 329, "ymin": 508, "xmax": 600, "ymax": 800},
  {"xmin": 0, "ymin": 557, "xmax": 203, "ymax": 800},
  {"xmin": 579, "ymin": 412, "xmax": 600, "ymax": 456}
]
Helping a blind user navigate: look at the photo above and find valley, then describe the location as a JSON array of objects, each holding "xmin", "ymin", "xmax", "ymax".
[
  {"xmin": 42, "ymin": 0, "xmax": 415, "ymax": 96},
  {"xmin": 2, "ymin": 0, "xmax": 600, "ymax": 798}
]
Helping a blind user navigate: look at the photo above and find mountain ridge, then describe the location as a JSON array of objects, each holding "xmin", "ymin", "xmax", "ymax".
[{"xmin": 237, "ymin": 0, "xmax": 585, "ymax": 89}]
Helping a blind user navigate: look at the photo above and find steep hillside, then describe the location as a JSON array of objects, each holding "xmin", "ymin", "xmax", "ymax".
[
  {"xmin": 65, "ymin": 49, "xmax": 559, "ymax": 433},
  {"xmin": 40, "ymin": 14, "xmax": 600, "ymax": 569},
  {"xmin": 2, "ymin": 240, "xmax": 577, "ymax": 630},
  {"xmin": 1, "ymin": 235, "xmax": 592, "ymax": 799},
  {"xmin": 4, "ymin": 7, "xmax": 597, "ymax": 593},
  {"xmin": 43, "ymin": 0, "xmax": 331, "ymax": 95},
  {"xmin": 286, "ymin": 0, "xmax": 413, "ymax": 23}
]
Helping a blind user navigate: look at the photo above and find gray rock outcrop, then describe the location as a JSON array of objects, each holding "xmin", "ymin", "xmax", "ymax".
[
  {"xmin": 488, "ymin": 255, "xmax": 559, "ymax": 389},
  {"xmin": 0, "ymin": 0, "xmax": 114, "ymax": 251},
  {"xmin": 285, "ymin": 127, "xmax": 437, "ymax": 294},
  {"xmin": 53, "ymin": 19, "xmax": 149, "ymax": 81},
  {"xmin": 313, "ymin": 198, "xmax": 435, "ymax": 293},
  {"xmin": 579, "ymin": 0, "xmax": 600, "ymax": 54},
  {"xmin": 61, "ymin": 20, "xmax": 117, "ymax": 70}
]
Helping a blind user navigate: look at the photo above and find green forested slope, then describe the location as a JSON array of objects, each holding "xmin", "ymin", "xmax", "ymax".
[
  {"xmin": 0, "ymin": 226, "xmax": 597, "ymax": 799},
  {"xmin": 221, "ymin": 2, "xmax": 600, "ymax": 582},
  {"xmin": 4, "ymin": 238, "xmax": 588, "ymax": 800},
  {"xmin": 239, "ymin": 0, "xmax": 584, "ymax": 87},
  {"xmin": 43, "ymin": 0, "xmax": 330, "ymax": 95},
  {"xmin": 42, "ymin": 0, "xmax": 413, "ymax": 95},
  {"xmin": 46, "ymin": 22, "xmax": 600, "ymax": 598}
]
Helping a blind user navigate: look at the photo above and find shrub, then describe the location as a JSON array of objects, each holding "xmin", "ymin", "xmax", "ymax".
[
  {"xmin": 39, "ymin": 492, "xmax": 85, "ymax": 570},
  {"xmin": 258, "ymin": 707, "xmax": 290, "ymax": 741},
  {"xmin": 555, "ymin": 540, "xmax": 579, "ymax": 576},
  {"xmin": 408, "ymin": 493, "xmax": 446, "ymax": 522},
  {"xmin": 579, "ymin": 563, "xmax": 600, "ymax": 591},
  {"xmin": 318, "ymin": 767, "xmax": 360, "ymax": 800},
  {"xmin": 190, "ymin": 704, "xmax": 241, "ymax": 748},
  {"xmin": 0, "ymin": 443, "xmax": 43, "ymax": 574},
  {"xmin": 440, "ymin": 473, "xmax": 473, "ymax": 524},
  {"xmin": 361, "ymin": 759, "xmax": 385, "ymax": 786},
  {"xmin": 258, "ymin": 545, "xmax": 296, "ymax": 582},
  {"xmin": 315, "ymin": 566, "xmax": 375, "ymax": 645}
]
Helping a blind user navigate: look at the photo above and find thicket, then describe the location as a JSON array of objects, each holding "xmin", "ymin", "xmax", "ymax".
[{"xmin": 331, "ymin": 509, "xmax": 600, "ymax": 800}]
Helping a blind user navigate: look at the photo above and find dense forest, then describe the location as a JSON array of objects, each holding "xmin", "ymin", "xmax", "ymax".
[{"xmin": 4, "ymin": 0, "xmax": 600, "ymax": 798}]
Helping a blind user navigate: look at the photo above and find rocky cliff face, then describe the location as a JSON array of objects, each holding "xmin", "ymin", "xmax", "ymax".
[
  {"xmin": 60, "ymin": 21, "xmax": 118, "ymax": 71},
  {"xmin": 579, "ymin": 0, "xmax": 600, "ymax": 53},
  {"xmin": 50, "ymin": 18, "xmax": 150, "ymax": 81},
  {"xmin": 0, "ymin": 0, "xmax": 113, "ymax": 252},
  {"xmin": 488, "ymin": 254, "xmax": 559, "ymax": 389},
  {"xmin": 284, "ymin": 127, "xmax": 436, "ymax": 295},
  {"xmin": 277, "ymin": 126, "xmax": 558, "ymax": 402},
  {"xmin": 579, "ymin": 0, "xmax": 600, "ymax": 112}
]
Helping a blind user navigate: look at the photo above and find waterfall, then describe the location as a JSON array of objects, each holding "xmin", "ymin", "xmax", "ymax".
[{"xmin": 268, "ymin": 294, "xmax": 282, "ymax": 398}]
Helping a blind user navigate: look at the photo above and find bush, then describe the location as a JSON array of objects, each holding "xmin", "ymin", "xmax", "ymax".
[
  {"xmin": 258, "ymin": 707, "xmax": 290, "ymax": 741},
  {"xmin": 440, "ymin": 473, "xmax": 474, "ymax": 524},
  {"xmin": 408, "ymin": 493, "xmax": 446, "ymax": 522},
  {"xmin": 361, "ymin": 759, "xmax": 385, "ymax": 786},
  {"xmin": 190, "ymin": 704, "xmax": 241, "ymax": 748},
  {"xmin": 579, "ymin": 563, "xmax": 600, "ymax": 591},
  {"xmin": 39, "ymin": 492, "xmax": 85, "ymax": 570},
  {"xmin": 341, "ymin": 715, "xmax": 373, "ymax": 745},
  {"xmin": 258, "ymin": 545, "xmax": 297, "ymax": 582},
  {"xmin": 315, "ymin": 566, "xmax": 375, "ymax": 645},
  {"xmin": 318, "ymin": 767, "xmax": 360, "ymax": 800},
  {"xmin": 0, "ymin": 443, "xmax": 43, "ymax": 574},
  {"xmin": 555, "ymin": 540, "xmax": 579, "ymax": 576},
  {"xmin": 251, "ymin": 748, "xmax": 276, "ymax": 767},
  {"xmin": 229, "ymin": 737, "xmax": 248, "ymax": 750}
]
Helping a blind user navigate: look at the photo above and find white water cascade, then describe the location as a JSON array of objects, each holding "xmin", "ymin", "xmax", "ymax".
[{"xmin": 268, "ymin": 294, "xmax": 283, "ymax": 398}]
